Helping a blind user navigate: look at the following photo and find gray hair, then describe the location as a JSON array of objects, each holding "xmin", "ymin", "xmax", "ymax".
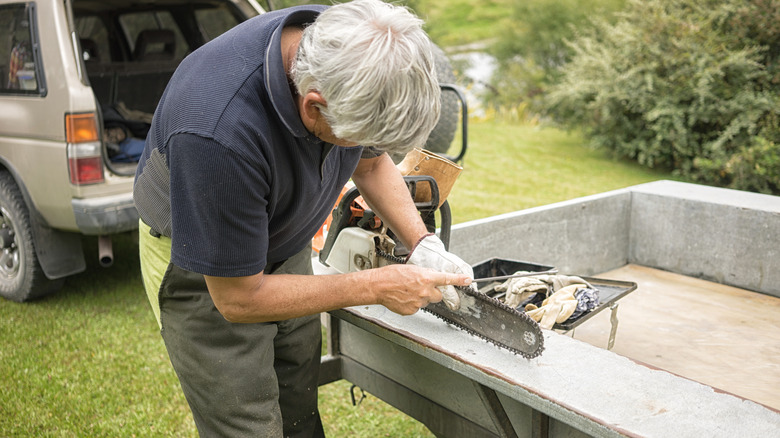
[{"xmin": 292, "ymin": 0, "xmax": 440, "ymax": 155}]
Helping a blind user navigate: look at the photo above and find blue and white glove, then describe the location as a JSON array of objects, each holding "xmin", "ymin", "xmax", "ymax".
[{"xmin": 406, "ymin": 234, "xmax": 475, "ymax": 311}]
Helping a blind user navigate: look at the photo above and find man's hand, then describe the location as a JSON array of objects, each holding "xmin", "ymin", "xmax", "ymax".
[
  {"xmin": 369, "ymin": 264, "xmax": 472, "ymax": 316},
  {"xmin": 406, "ymin": 234, "xmax": 475, "ymax": 311}
]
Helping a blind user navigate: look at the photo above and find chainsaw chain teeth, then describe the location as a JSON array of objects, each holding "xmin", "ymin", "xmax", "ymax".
[
  {"xmin": 438, "ymin": 284, "xmax": 544, "ymax": 359},
  {"xmin": 377, "ymin": 247, "xmax": 544, "ymax": 359},
  {"xmin": 376, "ymin": 247, "xmax": 406, "ymax": 264},
  {"xmin": 421, "ymin": 308, "xmax": 538, "ymax": 359}
]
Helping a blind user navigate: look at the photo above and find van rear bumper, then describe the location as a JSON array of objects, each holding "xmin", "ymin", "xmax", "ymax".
[{"xmin": 72, "ymin": 193, "xmax": 138, "ymax": 235}]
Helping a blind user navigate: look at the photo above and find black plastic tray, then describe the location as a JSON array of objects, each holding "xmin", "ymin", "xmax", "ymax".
[
  {"xmin": 471, "ymin": 258, "xmax": 637, "ymax": 331},
  {"xmin": 472, "ymin": 258, "xmax": 555, "ymax": 281}
]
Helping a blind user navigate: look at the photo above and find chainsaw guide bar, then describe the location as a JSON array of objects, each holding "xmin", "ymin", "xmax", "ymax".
[
  {"xmin": 422, "ymin": 285, "xmax": 545, "ymax": 359},
  {"xmin": 373, "ymin": 246, "xmax": 545, "ymax": 358}
]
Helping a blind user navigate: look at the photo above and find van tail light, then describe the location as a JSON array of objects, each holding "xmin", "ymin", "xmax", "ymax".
[{"xmin": 66, "ymin": 113, "xmax": 105, "ymax": 185}]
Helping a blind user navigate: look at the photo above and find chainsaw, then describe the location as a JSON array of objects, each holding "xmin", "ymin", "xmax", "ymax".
[{"xmin": 318, "ymin": 178, "xmax": 545, "ymax": 359}]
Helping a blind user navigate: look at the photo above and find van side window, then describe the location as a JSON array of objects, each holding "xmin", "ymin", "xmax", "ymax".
[{"xmin": 0, "ymin": 2, "xmax": 44, "ymax": 95}]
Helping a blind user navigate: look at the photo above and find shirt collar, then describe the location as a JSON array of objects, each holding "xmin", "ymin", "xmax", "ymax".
[{"xmin": 265, "ymin": 7, "xmax": 325, "ymax": 139}]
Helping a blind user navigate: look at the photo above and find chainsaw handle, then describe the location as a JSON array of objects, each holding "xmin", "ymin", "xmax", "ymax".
[
  {"xmin": 319, "ymin": 186, "xmax": 363, "ymax": 265},
  {"xmin": 403, "ymin": 175, "xmax": 440, "ymax": 212},
  {"xmin": 438, "ymin": 200, "xmax": 451, "ymax": 251},
  {"xmin": 403, "ymin": 176, "xmax": 452, "ymax": 251},
  {"xmin": 319, "ymin": 176, "xmax": 451, "ymax": 265}
]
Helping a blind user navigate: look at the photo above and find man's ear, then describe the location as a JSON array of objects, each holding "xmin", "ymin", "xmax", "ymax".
[{"xmin": 300, "ymin": 91, "xmax": 327, "ymax": 128}]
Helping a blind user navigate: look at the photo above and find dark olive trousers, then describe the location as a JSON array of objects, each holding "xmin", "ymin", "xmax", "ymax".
[{"xmin": 141, "ymin": 224, "xmax": 324, "ymax": 437}]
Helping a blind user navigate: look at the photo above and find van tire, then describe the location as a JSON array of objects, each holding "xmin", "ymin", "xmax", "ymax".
[
  {"xmin": 0, "ymin": 172, "xmax": 63, "ymax": 302},
  {"xmin": 425, "ymin": 45, "xmax": 459, "ymax": 155},
  {"xmin": 391, "ymin": 45, "xmax": 459, "ymax": 163}
]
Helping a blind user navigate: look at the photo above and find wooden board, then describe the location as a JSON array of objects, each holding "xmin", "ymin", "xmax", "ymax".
[{"xmin": 569, "ymin": 264, "xmax": 780, "ymax": 411}]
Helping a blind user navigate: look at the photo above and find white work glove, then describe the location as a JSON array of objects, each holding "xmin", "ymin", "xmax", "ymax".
[
  {"xmin": 524, "ymin": 284, "xmax": 582, "ymax": 329},
  {"xmin": 406, "ymin": 234, "xmax": 475, "ymax": 311},
  {"xmin": 495, "ymin": 274, "xmax": 549, "ymax": 308}
]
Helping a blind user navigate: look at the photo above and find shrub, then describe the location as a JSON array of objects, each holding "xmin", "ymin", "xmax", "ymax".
[
  {"xmin": 693, "ymin": 137, "xmax": 780, "ymax": 195},
  {"xmin": 546, "ymin": 0, "xmax": 780, "ymax": 194},
  {"xmin": 726, "ymin": 0, "xmax": 780, "ymax": 88},
  {"xmin": 486, "ymin": 0, "xmax": 625, "ymax": 112}
]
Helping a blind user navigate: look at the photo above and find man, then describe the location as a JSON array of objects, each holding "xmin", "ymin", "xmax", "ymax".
[{"xmin": 134, "ymin": 0, "xmax": 473, "ymax": 436}]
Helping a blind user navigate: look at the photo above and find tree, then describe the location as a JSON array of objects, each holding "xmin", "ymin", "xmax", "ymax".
[
  {"xmin": 547, "ymin": 0, "xmax": 780, "ymax": 194},
  {"xmin": 486, "ymin": 0, "xmax": 625, "ymax": 111}
]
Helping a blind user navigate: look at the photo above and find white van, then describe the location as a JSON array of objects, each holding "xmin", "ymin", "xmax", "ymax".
[{"xmin": 0, "ymin": 0, "xmax": 265, "ymax": 301}]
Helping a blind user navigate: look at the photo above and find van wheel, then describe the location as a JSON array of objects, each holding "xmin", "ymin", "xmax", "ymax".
[
  {"xmin": 391, "ymin": 45, "xmax": 460, "ymax": 163},
  {"xmin": 425, "ymin": 44, "xmax": 459, "ymax": 156},
  {"xmin": 0, "ymin": 172, "xmax": 63, "ymax": 302}
]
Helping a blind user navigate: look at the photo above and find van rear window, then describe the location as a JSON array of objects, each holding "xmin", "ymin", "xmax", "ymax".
[{"xmin": 73, "ymin": 1, "xmax": 243, "ymax": 64}]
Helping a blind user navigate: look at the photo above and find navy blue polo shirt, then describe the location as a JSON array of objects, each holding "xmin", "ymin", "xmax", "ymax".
[{"xmin": 134, "ymin": 5, "xmax": 366, "ymax": 277}]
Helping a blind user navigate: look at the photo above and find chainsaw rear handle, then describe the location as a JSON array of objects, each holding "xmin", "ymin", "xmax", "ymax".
[
  {"xmin": 404, "ymin": 176, "xmax": 451, "ymax": 252},
  {"xmin": 318, "ymin": 176, "xmax": 452, "ymax": 265},
  {"xmin": 405, "ymin": 176, "xmax": 452, "ymax": 251},
  {"xmin": 404, "ymin": 175, "xmax": 439, "ymax": 213}
]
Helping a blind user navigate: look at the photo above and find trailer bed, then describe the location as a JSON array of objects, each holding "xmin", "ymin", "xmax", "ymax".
[{"xmin": 572, "ymin": 264, "xmax": 780, "ymax": 411}]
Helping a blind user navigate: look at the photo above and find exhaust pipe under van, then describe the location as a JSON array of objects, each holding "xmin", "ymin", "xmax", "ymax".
[{"xmin": 98, "ymin": 235, "xmax": 113, "ymax": 267}]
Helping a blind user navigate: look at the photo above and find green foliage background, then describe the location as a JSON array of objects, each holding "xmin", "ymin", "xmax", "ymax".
[
  {"xmin": 486, "ymin": 0, "xmax": 625, "ymax": 111},
  {"xmin": 542, "ymin": 0, "xmax": 780, "ymax": 194}
]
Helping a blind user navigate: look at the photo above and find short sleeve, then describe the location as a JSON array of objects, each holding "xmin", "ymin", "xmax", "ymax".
[
  {"xmin": 167, "ymin": 133, "xmax": 271, "ymax": 277},
  {"xmin": 360, "ymin": 146, "xmax": 384, "ymax": 159}
]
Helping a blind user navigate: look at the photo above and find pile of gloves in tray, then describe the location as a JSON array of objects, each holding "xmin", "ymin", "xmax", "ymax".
[{"xmin": 494, "ymin": 273, "xmax": 599, "ymax": 330}]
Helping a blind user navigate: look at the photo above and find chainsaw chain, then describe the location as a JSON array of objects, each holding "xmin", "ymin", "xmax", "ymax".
[
  {"xmin": 376, "ymin": 247, "xmax": 545, "ymax": 359},
  {"xmin": 446, "ymin": 285, "xmax": 544, "ymax": 359},
  {"xmin": 376, "ymin": 247, "xmax": 406, "ymax": 264}
]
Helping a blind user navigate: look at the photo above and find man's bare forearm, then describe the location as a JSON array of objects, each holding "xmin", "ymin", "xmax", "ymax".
[
  {"xmin": 205, "ymin": 264, "xmax": 471, "ymax": 323},
  {"xmin": 351, "ymin": 153, "xmax": 429, "ymax": 249}
]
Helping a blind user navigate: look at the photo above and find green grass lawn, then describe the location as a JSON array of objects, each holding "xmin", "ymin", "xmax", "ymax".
[
  {"xmin": 0, "ymin": 119, "xmax": 677, "ymax": 437},
  {"xmin": 447, "ymin": 119, "xmax": 675, "ymax": 224},
  {"xmin": 415, "ymin": 0, "xmax": 512, "ymax": 47}
]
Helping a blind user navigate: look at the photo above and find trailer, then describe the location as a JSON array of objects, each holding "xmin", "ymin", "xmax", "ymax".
[{"xmin": 316, "ymin": 180, "xmax": 780, "ymax": 437}]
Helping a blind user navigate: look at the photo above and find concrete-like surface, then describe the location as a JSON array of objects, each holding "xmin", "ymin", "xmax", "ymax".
[
  {"xmin": 571, "ymin": 264, "xmax": 780, "ymax": 411},
  {"xmin": 629, "ymin": 181, "xmax": 780, "ymax": 296},
  {"xmin": 318, "ymin": 261, "xmax": 780, "ymax": 437},
  {"xmin": 449, "ymin": 188, "xmax": 633, "ymax": 277}
]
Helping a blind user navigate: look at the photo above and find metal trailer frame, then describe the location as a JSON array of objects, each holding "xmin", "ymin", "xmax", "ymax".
[
  {"xmin": 317, "ymin": 301, "xmax": 780, "ymax": 438},
  {"xmin": 315, "ymin": 181, "xmax": 780, "ymax": 438},
  {"xmin": 319, "ymin": 310, "xmax": 579, "ymax": 438}
]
